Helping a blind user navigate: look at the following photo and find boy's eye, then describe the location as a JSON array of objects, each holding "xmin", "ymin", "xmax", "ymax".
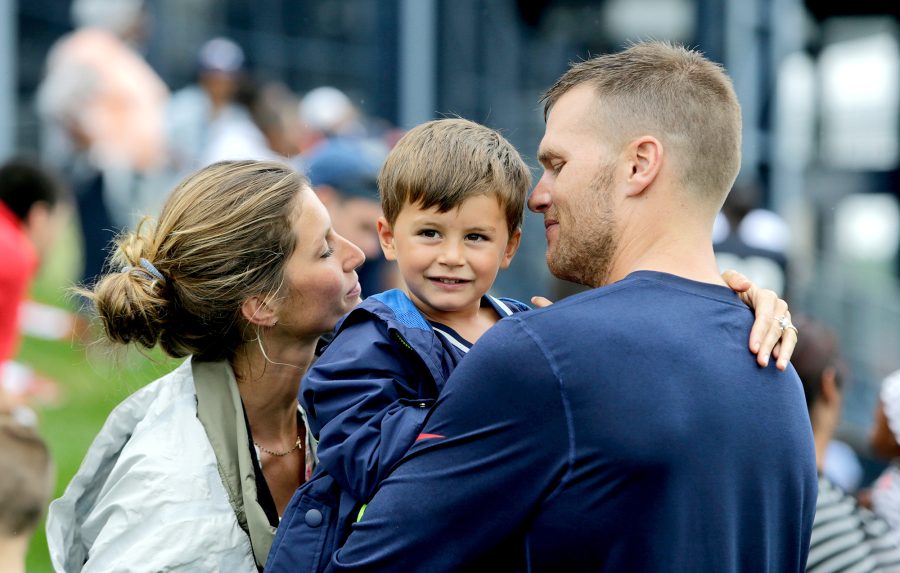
[
  {"xmin": 419, "ymin": 229, "xmax": 439, "ymax": 239},
  {"xmin": 465, "ymin": 233, "xmax": 488, "ymax": 242}
]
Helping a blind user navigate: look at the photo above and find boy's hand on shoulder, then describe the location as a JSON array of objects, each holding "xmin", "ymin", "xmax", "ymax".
[{"xmin": 530, "ymin": 296, "xmax": 553, "ymax": 308}]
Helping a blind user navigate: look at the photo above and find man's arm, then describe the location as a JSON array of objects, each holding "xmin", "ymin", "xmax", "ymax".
[{"xmin": 327, "ymin": 317, "xmax": 571, "ymax": 572}]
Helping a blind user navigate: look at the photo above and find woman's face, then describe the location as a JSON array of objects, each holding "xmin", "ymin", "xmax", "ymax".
[{"xmin": 276, "ymin": 188, "xmax": 365, "ymax": 338}]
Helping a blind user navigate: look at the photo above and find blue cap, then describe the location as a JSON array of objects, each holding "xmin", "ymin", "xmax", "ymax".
[{"xmin": 305, "ymin": 138, "xmax": 380, "ymax": 201}]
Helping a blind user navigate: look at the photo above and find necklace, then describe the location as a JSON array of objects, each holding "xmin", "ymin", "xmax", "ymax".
[{"xmin": 254, "ymin": 436, "xmax": 302, "ymax": 457}]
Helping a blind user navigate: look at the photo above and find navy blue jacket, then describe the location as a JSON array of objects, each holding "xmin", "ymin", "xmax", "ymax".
[
  {"xmin": 322, "ymin": 272, "xmax": 817, "ymax": 572},
  {"xmin": 266, "ymin": 289, "xmax": 529, "ymax": 573}
]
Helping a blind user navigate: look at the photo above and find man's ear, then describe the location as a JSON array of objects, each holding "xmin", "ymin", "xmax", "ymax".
[
  {"xmin": 499, "ymin": 229, "xmax": 522, "ymax": 270},
  {"xmin": 624, "ymin": 136, "xmax": 663, "ymax": 197},
  {"xmin": 240, "ymin": 295, "xmax": 279, "ymax": 327},
  {"xmin": 376, "ymin": 217, "xmax": 397, "ymax": 261}
]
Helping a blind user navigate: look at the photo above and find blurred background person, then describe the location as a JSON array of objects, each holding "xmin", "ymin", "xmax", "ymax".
[
  {"xmin": 0, "ymin": 159, "xmax": 67, "ymax": 416},
  {"xmin": 166, "ymin": 36, "xmax": 249, "ymax": 173},
  {"xmin": 300, "ymin": 136, "xmax": 390, "ymax": 297},
  {"xmin": 869, "ymin": 369, "xmax": 900, "ymax": 543},
  {"xmin": 34, "ymin": 0, "xmax": 168, "ymax": 287},
  {"xmin": 0, "ymin": 416, "xmax": 54, "ymax": 573},
  {"xmin": 714, "ymin": 180, "xmax": 791, "ymax": 297},
  {"xmin": 793, "ymin": 316, "xmax": 900, "ymax": 572}
]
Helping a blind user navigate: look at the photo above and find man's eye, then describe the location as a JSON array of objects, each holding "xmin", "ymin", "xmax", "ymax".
[{"xmin": 552, "ymin": 162, "xmax": 564, "ymax": 174}]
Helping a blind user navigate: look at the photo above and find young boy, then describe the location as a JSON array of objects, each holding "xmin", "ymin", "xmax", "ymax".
[
  {"xmin": 268, "ymin": 118, "xmax": 531, "ymax": 572},
  {"xmin": 267, "ymin": 119, "xmax": 792, "ymax": 572}
]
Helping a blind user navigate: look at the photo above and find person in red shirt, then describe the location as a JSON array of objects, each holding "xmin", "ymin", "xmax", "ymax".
[{"xmin": 0, "ymin": 159, "xmax": 66, "ymax": 411}]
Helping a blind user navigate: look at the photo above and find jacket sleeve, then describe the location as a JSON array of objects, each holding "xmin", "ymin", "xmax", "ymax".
[
  {"xmin": 325, "ymin": 317, "xmax": 571, "ymax": 572},
  {"xmin": 303, "ymin": 316, "xmax": 439, "ymax": 502},
  {"xmin": 46, "ymin": 388, "xmax": 257, "ymax": 573}
]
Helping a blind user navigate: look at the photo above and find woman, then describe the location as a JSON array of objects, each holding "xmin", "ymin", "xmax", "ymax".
[
  {"xmin": 46, "ymin": 160, "xmax": 794, "ymax": 572},
  {"xmin": 47, "ymin": 160, "xmax": 363, "ymax": 571}
]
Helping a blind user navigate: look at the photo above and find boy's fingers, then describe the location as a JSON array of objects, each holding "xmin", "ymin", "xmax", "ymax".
[{"xmin": 530, "ymin": 296, "xmax": 554, "ymax": 308}]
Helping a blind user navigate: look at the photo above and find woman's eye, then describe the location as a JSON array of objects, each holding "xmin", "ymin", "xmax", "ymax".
[{"xmin": 320, "ymin": 245, "xmax": 335, "ymax": 258}]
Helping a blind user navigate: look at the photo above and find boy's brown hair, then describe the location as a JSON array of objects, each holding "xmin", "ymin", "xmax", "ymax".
[
  {"xmin": 378, "ymin": 118, "xmax": 531, "ymax": 235},
  {"xmin": 0, "ymin": 417, "xmax": 54, "ymax": 536}
]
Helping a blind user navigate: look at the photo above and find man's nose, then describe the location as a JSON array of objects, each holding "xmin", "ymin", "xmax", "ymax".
[{"xmin": 528, "ymin": 175, "xmax": 552, "ymax": 213}]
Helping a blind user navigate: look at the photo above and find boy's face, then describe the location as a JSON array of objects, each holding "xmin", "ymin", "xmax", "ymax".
[{"xmin": 377, "ymin": 195, "xmax": 521, "ymax": 321}]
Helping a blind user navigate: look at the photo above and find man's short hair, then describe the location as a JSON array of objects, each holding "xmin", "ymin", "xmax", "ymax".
[
  {"xmin": 378, "ymin": 118, "xmax": 531, "ymax": 235},
  {"xmin": 541, "ymin": 41, "xmax": 742, "ymax": 204},
  {"xmin": 0, "ymin": 418, "xmax": 54, "ymax": 536},
  {"xmin": 0, "ymin": 158, "xmax": 64, "ymax": 223}
]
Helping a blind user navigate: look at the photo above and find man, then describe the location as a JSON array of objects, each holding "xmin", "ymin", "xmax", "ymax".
[{"xmin": 323, "ymin": 41, "xmax": 815, "ymax": 572}]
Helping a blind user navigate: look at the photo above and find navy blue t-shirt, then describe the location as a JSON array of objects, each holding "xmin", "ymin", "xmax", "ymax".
[{"xmin": 327, "ymin": 271, "xmax": 817, "ymax": 572}]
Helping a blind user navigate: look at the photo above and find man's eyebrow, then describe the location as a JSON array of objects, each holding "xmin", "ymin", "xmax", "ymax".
[{"xmin": 537, "ymin": 148, "xmax": 562, "ymax": 167}]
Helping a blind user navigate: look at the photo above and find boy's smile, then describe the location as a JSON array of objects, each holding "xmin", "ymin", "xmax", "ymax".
[{"xmin": 377, "ymin": 194, "xmax": 521, "ymax": 325}]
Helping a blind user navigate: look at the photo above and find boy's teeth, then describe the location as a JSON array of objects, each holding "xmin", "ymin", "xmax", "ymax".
[{"xmin": 437, "ymin": 278, "xmax": 461, "ymax": 284}]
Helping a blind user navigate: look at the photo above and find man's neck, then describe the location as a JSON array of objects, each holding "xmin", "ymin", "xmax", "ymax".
[{"xmin": 603, "ymin": 202, "xmax": 724, "ymax": 288}]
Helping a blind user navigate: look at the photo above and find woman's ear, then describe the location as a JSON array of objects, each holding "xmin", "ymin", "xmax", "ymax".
[
  {"xmin": 377, "ymin": 217, "xmax": 397, "ymax": 261},
  {"xmin": 240, "ymin": 295, "xmax": 279, "ymax": 327}
]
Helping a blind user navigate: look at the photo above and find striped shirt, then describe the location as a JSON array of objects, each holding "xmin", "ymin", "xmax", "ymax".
[{"xmin": 808, "ymin": 475, "xmax": 900, "ymax": 572}]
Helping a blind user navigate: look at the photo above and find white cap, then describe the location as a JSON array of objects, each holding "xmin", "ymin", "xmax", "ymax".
[
  {"xmin": 71, "ymin": 0, "xmax": 144, "ymax": 35},
  {"xmin": 300, "ymin": 86, "xmax": 355, "ymax": 133}
]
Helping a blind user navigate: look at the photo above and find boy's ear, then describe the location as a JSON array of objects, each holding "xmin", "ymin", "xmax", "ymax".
[
  {"xmin": 376, "ymin": 217, "xmax": 397, "ymax": 261},
  {"xmin": 240, "ymin": 295, "xmax": 279, "ymax": 327},
  {"xmin": 499, "ymin": 229, "xmax": 522, "ymax": 270}
]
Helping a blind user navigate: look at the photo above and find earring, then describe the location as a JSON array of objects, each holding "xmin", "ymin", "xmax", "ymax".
[{"xmin": 271, "ymin": 319, "xmax": 278, "ymax": 327}]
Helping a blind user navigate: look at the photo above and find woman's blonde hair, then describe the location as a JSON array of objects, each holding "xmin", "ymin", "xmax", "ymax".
[{"xmin": 84, "ymin": 160, "xmax": 306, "ymax": 362}]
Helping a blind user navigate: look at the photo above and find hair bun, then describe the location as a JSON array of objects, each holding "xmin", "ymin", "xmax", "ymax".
[{"xmin": 88, "ymin": 228, "xmax": 171, "ymax": 351}]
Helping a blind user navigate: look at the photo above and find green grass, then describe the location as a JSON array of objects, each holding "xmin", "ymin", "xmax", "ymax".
[{"xmin": 17, "ymin": 224, "xmax": 181, "ymax": 572}]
